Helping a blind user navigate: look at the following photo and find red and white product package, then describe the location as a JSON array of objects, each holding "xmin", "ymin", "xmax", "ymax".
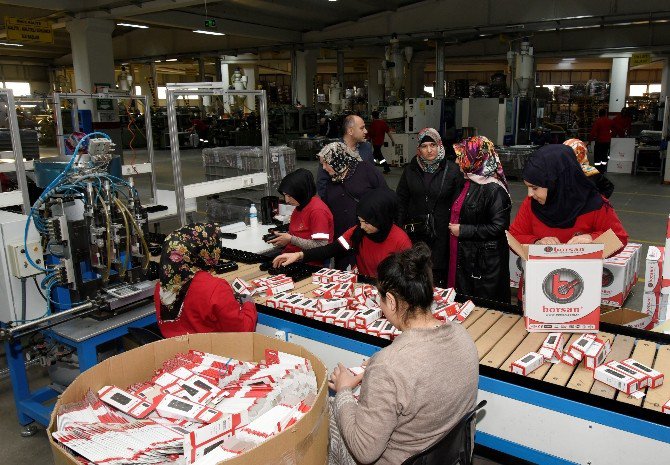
[
  {"xmin": 236, "ymin": 404, "xmax": 295, "ymax": 445},
  {"xmin": 184, "ymin": 416, "xmax": 235, "ymax": 464},
  {"xmin": 606, "ymin": 361, "xmax": 649, "ymax": 389},
  {"xmin": 98, "ymin": 385, "xmax": 156, "ymax": 419},
  {"xmin": 367, "ymin": 318, "xmax": 387, "ymax": 337},
  {"xmin": 156, "ymin": 394, "xmax": 223, "ymax": 423},
  {"xmin": 312, "ymin": 268, "xmax": 333, "ymax": 284},
  {"xmin": 509, "ymin": 252, "xmax": 524, "ymax": 288},
  {"xmin": 317, "ymin": 298, "xmax": 348, "ymax": 312},
  {"xmin": 621, "ymin": 359, "xmax": 664, "ymax": 388},
  {"xmin": 334, "ymin": 309, "xmax": 356, "ymax": 328},
  {"xmin": 568, "ymin": 334, "xmax": 596, "ymax": 360},
  {"xmin": 433, "ymin": 287, "xmax": 456, "ymax": 303},
  {"xmin": 379, "ymin": 321, "xmax": 396, "ymax": 340},
  {"xmin": 663, "ymin": 214, "xmax": 670, "ymax": 291},
  {"xmin": 266, "ymin": 280, "xmax": 294, "ymax": 296},
  {"xmin": 321, "ymin": 308, "xmax": 347, "ymax": 325},
  {"xmin": 601, "ymin": 258, "xmax": 631, "ymax": 307},
  {"xmin": 663, "ymin": 399, "xmax": 670, "ymax": 414},
  {"xmin": 178, "ymin": 374, "xmax": 223, "ymax": 404},
  {"xmin": 594, "ymin": 365, "xmax": 639, "ymax": 395},
  {"xmin": 645, "ymin": 246, "xmax": 664, "ymax": 294},
  {"xmin": 334, "ymin": 272, "xmax": 357, "ymax": 284},
  {"xmin": 313, "ymin": 282, "xmax": 338, "ymax": 297},
  {"xmin": 232, "ymin": 278, "xmax": 253, "ymax": 296},
  {"xmin": 354, "ymin": 307, "xmax": 382, "ymax": 328},
  {"xmin": 561, "ymin": 350, "xmax": 578, "ymax": 366},
  {"xmin": 453, "ymin": 300, "xmax": 475, "ymax": 322},
  {"xmin": 583, "ymin": 339, "xmax": 609, "ymax": 370},
  {"xmin": 332, "ymin": 282, "xmax": 354, "ymax": 298},
  {"xmin": 511, "ymin": 352, "xmax": 545, "ymax": 376},
  {"xmin": 265, "ymin": 292, "xmax": 289, "ymax": 309},
  {"xmin": 538, "ymin": 333, "xmax": 565, "ymax": 362}
]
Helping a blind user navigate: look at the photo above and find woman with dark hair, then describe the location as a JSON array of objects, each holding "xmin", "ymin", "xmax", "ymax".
[
  {"xmin": 563, "ymin": 138, "xmax": 614, "ymax": 198},
  {"xmin": 272, "ymin": 188, "xmax": 410, "ymax": 278},
  {"xmin": 396, "ymin": 127, "xmax": 463, "ymax": 286},
  {"xmin": 154, "ymin": 223, "xmax": 257, "ymax": 338},
  {"xmin": 449, "ymin": 136, "xmax": 512, "ymax": 305},
  {"xmin": 509, "ymin": 144, "xmax": 628, "ymax": 247},
  {"xmin": 268, "ymin": 169, "xmax": 334, "ymax": 265},
  {"xmin": 318, "ymin": 141, "xmax": 387, "ymax": 270},
  {"xmin": 328, "ymin": 243, "xmax": 479, "ymax": 465}
]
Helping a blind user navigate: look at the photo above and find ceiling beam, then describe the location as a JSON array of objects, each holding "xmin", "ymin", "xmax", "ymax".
[
  {"xmin": 0, "ymin": 0, "xmax": 79, "ymax": 10},
  {"xmin": 85, "ymin": 0, "xmax": 226, "ymax": 18}
]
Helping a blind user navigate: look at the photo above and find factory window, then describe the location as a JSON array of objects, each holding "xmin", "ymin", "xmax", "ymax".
[
  {"xmin": 629, "ymin": 84, "xmax": 661, "ymax": 97},
  {"xmin": 648, "ymin": 84, "xmax": 661, "ymax": 94},
  {"xmin": 2, "ymin": 81, "xmax": 31, "ymax": 96},
  {"xmin": 424, "ymin": 85, "xmax": 434, "ymax": 97},
  {"xmin": 135, "ymin": 85, "xmax": 142, "ymax": 95}
]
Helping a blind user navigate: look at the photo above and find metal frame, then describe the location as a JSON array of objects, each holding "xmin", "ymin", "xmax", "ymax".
[
  {"xmin": 165, "ymin": 83, "xmax": 271, "ymax": 225},
  {"xmin": 52, "ymin": 92, "xmax": 158, "ymax": 202},
  {"xmin": 0, "ymin": 88, "xmax": 31, "ymax": 212}
]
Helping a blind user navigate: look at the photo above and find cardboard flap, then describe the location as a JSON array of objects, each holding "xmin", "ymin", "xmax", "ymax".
[
  {"xmin": 505, "ymin": 231, "xmax": 528, "ymax": 260},
  {"xmin": 593, "ymin": 229, "xmax": 624, "ymax": 258}
]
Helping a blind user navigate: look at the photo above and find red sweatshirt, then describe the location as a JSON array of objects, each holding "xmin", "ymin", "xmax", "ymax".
[
  {"xmin": 509, "ymin": 197, "xmax": 628, "ymax": 247},
  {"xmin": 154, "ymin": 271, "xmax": 257, "ymax": 338},
  {"xmin": 590, "ymin": 116, "xmax": 613, "ymax": 143}
]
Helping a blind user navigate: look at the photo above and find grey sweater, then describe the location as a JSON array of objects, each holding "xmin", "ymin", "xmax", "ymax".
[{"xmin": 334, "ymin": 322, "xmax": 479, "ymax": 465}]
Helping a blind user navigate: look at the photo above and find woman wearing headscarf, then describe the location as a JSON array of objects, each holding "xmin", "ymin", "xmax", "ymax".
[
  {"xmin": 272, "ymin": 189, "xmax": 411, "ymax": 278},
  {"xmin": 563, "ymin": 138, "xmax": 615, "ymax": 198},
  {"xmin": 154, "ymin": 223, "xmax": 257, "ymax": 338},
  {"xmin": 449, "ymin": 136, "xmax": 512, "ymax": 305},
  {"xmin": 396, "ymin": 127, "xmax": 463, "ymax": 286},
  {"xmin": 509, "ymin": 144, "xmax": 628, "ymax": 247},
  {"xmin": 268, "ymin": 169, "xmax": 334, "ymax": 265},
  {"xmin": 318, "ymin": 141, "xmax": 387, "ymax": 270}
]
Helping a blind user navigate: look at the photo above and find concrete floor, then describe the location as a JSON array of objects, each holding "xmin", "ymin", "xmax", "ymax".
[{"xmin": 1, "ymin": 147, "xmax": 667, "ymax": 465}]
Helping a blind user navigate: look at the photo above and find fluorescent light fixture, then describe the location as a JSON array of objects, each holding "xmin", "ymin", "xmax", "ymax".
[
  {"xmin": 19, "ymin": 104, "xmax": 36, "ymax": 107},
  {"xmin": 118, "ymin": 23, "xmax": 148, "ymax": 29},
  {"xmin": 165, "ymin": 58, "xmax": 178, "ymax": 62},
  {"xmin": 0, "ymin": 42, "xmax": 24, "ymax": 47},
  {"xmin": 193, "ymin": 29, "xmax": 225, "ymax": 36},
  {"xmin": 329, "ymin": 0, "xmax": 338, "ymax": 2},
  {"xmin": 155, "ymin": 60, "xmax": 162, "ymax": 63},
  {"xmin": 562, "ymin": 57, "xmax": 576, "ymax": 61}
]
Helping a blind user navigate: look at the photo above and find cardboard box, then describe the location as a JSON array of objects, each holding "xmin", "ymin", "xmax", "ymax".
[
  {"xmin": 608, "ymin": 160, "xmax": 633, "ymax": 174},
  {"xmin": 602, "ymin": 251, "xmax": 637, "ymax": 307},
  {"xmin": 507, "ymin": 230, "xmax": 623, "ymax": 333},
  {"xmin": 509, "ymin": 252, "xmax": 525, "ymax": 288},
  {"xmin": 610, "ymin": 138, "xmax": 636, "ymax": 161},
  {"xmin": 645, "ymin": 246, "xmax": 664, "ymax": 294},
  {"xmin": 600, "ymin": 307, "xmax": 656, "ymax": 330},
  {"xmin": 48, "ymin": 333, "xmax": 329, "ymax": 465}
]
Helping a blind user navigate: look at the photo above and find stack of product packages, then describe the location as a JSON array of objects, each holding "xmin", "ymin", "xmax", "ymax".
[{"xmin": 643, "ymin": 214, "xmax": 670, "ymax": 327}]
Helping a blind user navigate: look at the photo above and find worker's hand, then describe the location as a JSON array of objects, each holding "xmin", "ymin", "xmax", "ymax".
[
  {"xmin": 448, "ymin": 223, "xmax": 460, "ymax": 237},
  {"xmin": 328, "ymin": 363, "xmax": 364, "ymax": 393},
  {"xmin": 536, "ymin": 237, "xmax": 561, "ymax": 245},
  {"xmin": 567, "ymin": 234, "xmax": 594, "ymax": 245},
  {"xmin": 268, "ymin": 232, "xmax": 291, "ymax": 248},
  {"xmin": 236, "ymin": 293, "xmax": 255, "ymax": 304},
  {"xmin": 272, "ymin": 252, "xmax": 302, "ymax": 268}
]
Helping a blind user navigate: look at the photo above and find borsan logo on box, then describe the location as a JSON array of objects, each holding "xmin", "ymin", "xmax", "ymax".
[
  {"xmin": 542, "ymin": 268, "xmax": 584, "ymax": 304},
  {"xmin": 602, "ymin": 268, "xmax": 614, "ymax": 288}
]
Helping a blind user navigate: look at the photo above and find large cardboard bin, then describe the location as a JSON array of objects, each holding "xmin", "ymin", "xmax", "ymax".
[
  {"xmin": 48, "ymin": 333, "xmax": 329, "ymax": 465},
  {"xmin": 507, "ymin": 230, "xmax": 623, "ymax": 333}
]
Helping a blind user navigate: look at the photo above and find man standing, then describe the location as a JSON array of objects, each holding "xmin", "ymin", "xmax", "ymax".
[
  {"xmin": 589, "ymin": 108, "xmax": 613, "ymax": 173},
  {"xmin": 317, "ymin": 114, "xmax": 374, "ymax": 197},
  {"xmin": 368, "ymin": 110, "xmax": 395, "ymax": 174}
]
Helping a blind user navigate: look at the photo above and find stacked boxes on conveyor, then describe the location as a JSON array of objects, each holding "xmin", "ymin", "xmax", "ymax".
[
  {"xmin": 643, "ymin": 216, "xmax": 670, "ymax": 327},
  {"xmin": 601, "ymin": 243, "xmax": 642, "ymax": 308}
]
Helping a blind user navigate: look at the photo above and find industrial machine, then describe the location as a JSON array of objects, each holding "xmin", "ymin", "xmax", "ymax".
[{"xmin": 1, "ymin": 130, "xmax": 158, "ymax": 431}]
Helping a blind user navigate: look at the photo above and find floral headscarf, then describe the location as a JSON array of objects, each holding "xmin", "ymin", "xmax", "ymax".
[
  {"xmin": 158, "ymin": 223, "xmax": 222, "ymax": 321},
  {"xmin": 453, "ymin": 136, "xmax": 509, "ymax": 195},
  {"xmin": 317, "ymin": 141, "xmax": 361, "ymax": 183},
  {"xmin": 563, "ymin": 138, "xmax": 599, "ymax": 177},
  {"xmin": 416, "ymin": 127, "xmax": 445, "ymax": 173}
]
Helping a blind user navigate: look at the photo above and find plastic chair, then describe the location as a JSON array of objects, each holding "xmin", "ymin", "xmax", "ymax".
[{"xmin": 401, "ymin": 400, "xmax": 487, "ymax": 465}]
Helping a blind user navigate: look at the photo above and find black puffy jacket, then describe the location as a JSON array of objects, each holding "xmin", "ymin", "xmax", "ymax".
[
  {"xmin": 455, "ymin": 182, "xmax": 512, "ymax": 306},
  {"xmin": 396, "ymin": 157, "xmax": 463, "ymax": 283}
]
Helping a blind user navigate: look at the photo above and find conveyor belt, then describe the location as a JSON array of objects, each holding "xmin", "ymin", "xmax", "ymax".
[{"xmin": 216, "ymin": 264, "xmax": 670, "ymax": 422}]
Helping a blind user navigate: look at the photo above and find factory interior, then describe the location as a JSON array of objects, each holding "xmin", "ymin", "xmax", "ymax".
[{"xmin": 0, "ymin": 1, "xmax": 669, "ymax": 465}]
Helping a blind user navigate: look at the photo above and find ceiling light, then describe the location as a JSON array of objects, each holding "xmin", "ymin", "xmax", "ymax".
[
  {"xmin": 165, "ymin": 58, "xmax": 178, "ymax": 62},
  {"xmin": 118, "ymin": 23, "xmax": 149, "ymax": 29},
  {"xmin": 155, "ymin": 60, "xmax": 162, "ymax": 63},
  {"xmin": 0, "ymin": 42, "xmax": 24, "ymax": 47},
  {"xmin": 329, "ymin": 0, "xmax": 338, "ymax": 2},
  {"xmin": 562, "ymin": 58, "xmax": 576, "ymax": 61},
  {"xmin": 193, "ymin": 30, "xmax": 225, "ymax": 36}
]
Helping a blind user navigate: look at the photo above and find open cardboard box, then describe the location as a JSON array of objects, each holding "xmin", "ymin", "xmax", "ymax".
[
  {"xmin": 48, "ymin": 333, "xmax": 329, "ymax": 465},
  {"xmin": 601, "ymin": 308, "xmax": 655, "ymax": 330},
  {"xmin": 507, "ymin": 229, "xmax": 623, "ymax": 333}
]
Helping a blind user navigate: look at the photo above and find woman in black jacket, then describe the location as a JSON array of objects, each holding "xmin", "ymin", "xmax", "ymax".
[
  {"xmin": 396, "ymin": 128, "xmax": 462, "ymax": 286},
  {"xmin": 449, "ymin": 136, "xmax": 511, "ymax": 305}
]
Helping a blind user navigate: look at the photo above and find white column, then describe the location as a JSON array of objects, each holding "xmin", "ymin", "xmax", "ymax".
[
  {"xmin": 294, "ymin": 50, "xmax": 317, "ymax": 106},
  {"xmin": 66, "ymin": 18, "xmax": 115, "ymax": 111},
  {"xmin": 609, "ymin": 57, "xmax": 629, "ymax": 112},
  {"xmin": 660, "ymin": 58, "xmax": 669, "ymax": 101},
  {"xmin": 242, "ymin": 65, "xmax": 257, "ymax": 111}
]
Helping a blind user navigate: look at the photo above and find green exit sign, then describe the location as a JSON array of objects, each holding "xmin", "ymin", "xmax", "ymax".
[{"xmin": 204, "ymin": 19, "xmax": 216, "ymax": 28}]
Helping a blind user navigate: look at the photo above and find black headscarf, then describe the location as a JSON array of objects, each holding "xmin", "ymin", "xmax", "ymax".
[
  {"xmin": 350, "ymin": 188, "xmax": 398, "ymax": 248},
  {"xmin": 523, "ymin": 144, "xmax": 604, "ymax": 229},
  {"xmin": 277, "ymin": 169, "xmax": 316, "ymax": 210}
]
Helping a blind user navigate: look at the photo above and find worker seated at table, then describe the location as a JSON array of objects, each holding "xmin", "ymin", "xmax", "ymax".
[
  {"xmin": 272, "ymin": 188, "xmax": 411, "ymax": 278},
  {"xmin": 268, "ymin": 169, "xmax": 334, "ymax": 266},
  {"xmin": 154, "ymin": 223, "xmax": 257, "ymax": 338},
  {"xmin": 328, "ymin": 243, "xmax": 479, "ymax": 465}
]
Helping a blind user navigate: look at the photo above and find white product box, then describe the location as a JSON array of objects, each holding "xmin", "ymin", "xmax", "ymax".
[
  {"xmin": 663, "ymin": 215, "xmax": 670, "ymax": 292},
  {"xmin": 606, "ymin": 361, "xmax": 649, "ymax": 389},
  {"xmin": 367, "ymin": 318, "xmax": 386, "ymax": 337},
  {"xmin": 98, "ymin": 386, "xmax": 155, "ymax": 419},
  {"xmin": 232, "ymin": 278, "xmax": 253, "ymax": 296},
  {"xmin": 602, "ymin": 257, "xmax": 632, "ymax": 307},
  {"xmin": 621, "ymin": 359, "xmax": 664, "ymax": 388},
  {"xmin": 317, "ymin": 298, "xmax": 348, "ymax": 312},
  {"xmin": 454, "ymin": 300, "xmax": 475, "ymax": 322},
  {"xmin": 433, "ymin": 287, "xmax": 456, "ymax": 303},
  {"xmin": 610, "ymin": 137, "xmax": 635, "ymax": 161},
  {"xmin": 354, "ymin": 307, "xmax": 381, "ymax": 328},
  {"xmin": 663, "ymin": 400, "xmax": 670, "ymax": 414},
  {"xmin": 510, "ymin": 352, "xmax": 544, "ymax": 376},
  {"xmin": 583, "ymin": 340, "xmax": 607, "ymax": 370},
  {"xmin": 538, "ymin": 333, "xmax": 565, "ymax": 361},
  {"xmin": 594, "ymin": 365, "xmax": 639, "ymax": 395},
  {"xmin": 568, "ymin": 334, "xmax": 596, "ymax": 360},
  {"xmin": 266, "ymin": 281, "xmax": 294, "ymax": 296},
  {"xmin": 645, "ymin": 246, "xmax": 664, "ymax": 294},
  {"xmin": 156, "ymin": 394, "xmax": 223, "ymax": 424},
  {"xmin": 509, "ymin": 252, "xmax": 525, "ymax": 288},
  {"xmin": 184, "ymin": 416, "xmax": 235, "ymax": 464},
  {"xmin": 608, "ymin": 160, "xmax": 633, "ymax": 174},
  {"xmin": 507, "ymin": 230, "xmax": 622, "ymax": 333}
]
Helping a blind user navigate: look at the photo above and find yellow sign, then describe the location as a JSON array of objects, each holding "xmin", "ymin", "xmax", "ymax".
[
  {"xmin": 630, "ymin": 52, "xmax": 651, "ymax": 68},
  {"xmin": 4, "ymin": 16, "xmax": 53, "ymax": 44}
]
